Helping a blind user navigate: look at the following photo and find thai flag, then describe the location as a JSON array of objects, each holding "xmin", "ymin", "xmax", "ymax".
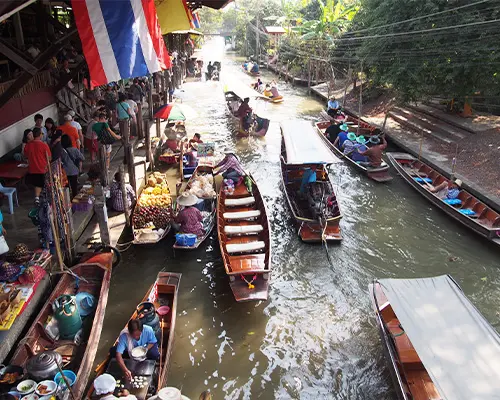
[{"xmin": 72, "ymin": 0, "xmax": 171, "ymax": 87}]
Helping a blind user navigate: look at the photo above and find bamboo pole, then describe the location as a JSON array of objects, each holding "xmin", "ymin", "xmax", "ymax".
[
  {"xmin": 46, "ymin": 155, "xmax": 64, "ymax": 271},
  {"xmin": 357, "ymin": 63, "xmax": 363, "ymax": 136}
]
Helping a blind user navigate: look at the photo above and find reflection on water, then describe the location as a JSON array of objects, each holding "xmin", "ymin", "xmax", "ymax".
[{"xmin": 96, "ymin": 38, "xmax": 500, "ymax": 399}]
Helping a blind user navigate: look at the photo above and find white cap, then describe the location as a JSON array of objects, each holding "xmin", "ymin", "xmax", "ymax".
[
  {"xmin": 156, "ymin": 387, "xmax": 182, "ymax": 400},
  {"xmin": 64, "ymin": 114, "xmax": 73, "ymax": 121},
  {"xmin": 68, "ymin": 110, "xmax": 75, "ymax": 117},
  {"xmin": 93, "ymin": 373, "xmax": 116, "ymax": 395}
]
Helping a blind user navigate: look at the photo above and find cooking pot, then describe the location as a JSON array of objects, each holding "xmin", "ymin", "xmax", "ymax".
[{"xmin": 26, "ymin": 351, "xmax": 62, "ymax": 381}]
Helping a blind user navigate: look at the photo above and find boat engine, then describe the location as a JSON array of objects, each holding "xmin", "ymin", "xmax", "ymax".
[{"xmin": 306, "ymin": 182, "xmax": 327, "ymax": 220}]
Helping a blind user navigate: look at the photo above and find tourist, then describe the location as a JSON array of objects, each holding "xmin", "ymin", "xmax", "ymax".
[
  {"xmin": 67, "ymin": 110, "xmax": 84, "ymax": 150},
  {"xmin": 129, "ymin": 78, "xmax": 144, "ymax": 103},
  {"xmin": 327, "ymin": 96, "xmax": 340, "ymax": 117},
  {"xmin": 253, "ymin": 78, "xmax": 263, "ymax": 91},
  {"xmin": 126, "ymin": 93, "xmax": 138, "ymax": 136},
  {"xmin": 114, "ymin": 319, "xmax": 159, "ymax": 381},
  {"xmin": 24, "ymin": 127, "xmax": 51, "ymax": 204},
  {"xmin": 116, "ymin": 92, "xmax": 133, "ymax": 122},
  {"xmin": 351, "ymin": 136, "xmax": 369, "ymax": 163},
  {"xmin": 358, "ymin": 135, "xmax": 388, "ymax": 167},
  {"xmin": 250, "ymin": 62, "xmax": 259, "ymax": 74},
  {"xmin": 325, "ymin": 121, "xmax": 342, "ymax": 143},
  {"xmin": 61, "ymin": 134, "xmax": 84, "ymax": 198},
  {"xmin": 429, "ymin": 179, "xmax": 462, "ymax": 200},
  {"xmin": 206, "ymin": 61, "xmax": 213, "ymax": 80},
  {"xmin": 93, "ymin": 373, "xmax": 137, "ymax": 399},
  {"xmin": 14, "ymin": 128, "xmax": 33, "ymax": 161},
  {"xmin": 58, "ymin": 114, "xmax": 80, "ymax": 149},
  {"xmin": 188, "ymin": 133, "xmax": 203, "ymax": 150},
  {"xmin": 126, "ymin": 93, "xmax": 139, "ymax": 116},
  {"xmin": 269, "ymin": 82, "xmax": 280, "ymax": 98},
  {"xmin": 92, "ymin": 113, "xmax": 122, "ymax": 169},
  {"xmin": 342, "ymin": 132, "xmax": 358, "ymax": 154},
  {"xmin": 50, "ymin": 129, "xmax": 63, "ymax": 161},
  {"xmin": 175, "ymin": 192, "xmax": 203, "ymax": 236},
  {"xmin": 300, "ymin": 165, "xmax": 318, "ymax": 194},
  {"xmin": 109, "ymin": 172, "xmax": 136, "ymax": 212},
  {"xmin": 44, "ymin": 117, "xmax": 56, "ymax": 140},
  {"xmin": 333, "ymin": 124, "xmax": 350, "ymax": 149},
  {"xmin": 104, "ymin": 85, "xmax": 117, "ymax": 123},
  {"xmin": 33, "ymin": 113, "xmax": 48, "ymax": 142},
  {"xmin": 85, "ymin": 113, "xmax": 99, "ymax": 162}
]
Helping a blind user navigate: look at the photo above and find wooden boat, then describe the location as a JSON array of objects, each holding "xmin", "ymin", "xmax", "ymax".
[
  {"xmin": 263, "ymin": 91, "xmax": 284, "ymax": 104},
  {"xmin": 173, "ymin": 165, "xmax": 217, "ymax": 250},
  {"xmin": 280, "ymin": 120, "xmax": 342, "ymax": 243},
  {"xmin": 223, "ymin": 82, "xmax": 270, "ymax": 137},
  {"xmin": 132, "ymin": 171, "xmax": 173, "ymax": 245},
  {"xmin": 88, "ymin": 272, "xmax": 180, "ymax": 399},
  {"xmin": 387, "ymin": 152, "xmax": 500, "ymax": 247},
  {"xmin": 315, "ymin": 120, "xmax": 392, "ymax": 182},
  {"xmin": 9, "ymin": 252, "xmax": 113, "ymax": 400},
  {"xmin": 216, "ymin": 157, "xmax": 271, "ymax": 302},
  {"xmin": 242, "ymin": 63, "xmax": 260, "ymax": 76},
  {"xmin": 370, "ymin": 275, "xmax": 500, "ymax": 400}
]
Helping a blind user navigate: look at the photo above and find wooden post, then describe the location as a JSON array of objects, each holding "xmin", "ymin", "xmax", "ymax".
[
  {"xmin": 120, "ymin": 120, "xmax": 130, "ymax": 164},
  {"xmin": 94, "ymin": 191, "xmax": 111, "ymax": 246},
  {"xmin": 148, "ymin": 83, "xmax": 154, "ymax": 120},
  {"xmin": 136, "ymin": 103, "xmax": 144, "ymax": 139},
  {"xmin": 342, "ymin": 65, "xmax": 351, "ymax": 108},
  {"xmin": 98, "ymin": 146, "xmax": 109, "ymax": 187},
  {"xmin": 382, "ymin": 111, "xmax": 390, "ymax": 132},
  {"xmin": 127, "ymin": 145, "xmax": 137, "ymax": 194},
  {"xmin": 145, "ymin": 119, "xmax": 152, "ymax": 162},
  {"xmin": 357, "ymin": 62, "xmax": 363, "ymax": 136},
  {"xmin": 62, "ymin": 187, "xmax": 76, "ymax": 264},
  {"xmin": 307, "ymin": 59, "xmax": 312, "ymax": 93},
  {"xmin": 119, "ymin": 164, "xmax": 131, "ymax": 227}
]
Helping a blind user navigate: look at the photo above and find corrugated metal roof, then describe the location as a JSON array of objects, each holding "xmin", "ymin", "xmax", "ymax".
[{"xmin": 265, "ymin": 26, "xmax": 286, "ymax": 34}]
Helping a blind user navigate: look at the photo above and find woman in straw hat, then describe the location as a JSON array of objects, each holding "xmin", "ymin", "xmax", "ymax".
[{"xmin": 174, "ymin": 192, "xmax": 203, "ymax": 237}]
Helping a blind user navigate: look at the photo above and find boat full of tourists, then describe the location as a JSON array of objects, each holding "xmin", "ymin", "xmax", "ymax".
[
  {"xmin": 370, "ymin": 274, "xmax": 500, "ymax": 400},
  {"xmin": 280, "ymin": 120, "xmax": 342, "ymax": 243}
]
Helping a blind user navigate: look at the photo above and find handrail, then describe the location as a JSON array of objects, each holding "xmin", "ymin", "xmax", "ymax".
[{"xmin": 0, "ymin": 69, "xmax": 53, "ymax": 98}]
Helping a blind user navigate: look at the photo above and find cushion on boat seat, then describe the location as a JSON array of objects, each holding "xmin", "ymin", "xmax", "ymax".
[
  {"xmin": 225, "ymin": 196, "xmax": 255, "ymax": 207},
  {"xmin": 459, "ymin": 209, "xmax": 476, "ymax": 216},
  {"xmin": 414, "ymin": 177, "xmax": 433, "ymax": 184},
  {"xmin": 443, "ymin": 198, "xmax": 462, "ymax": 206},
  {"xmin": 224, "ymin": 224, "xmax": 264, "ymax": 235},
  {"xmin": 223, "ymin": 210, "xmax": 261, "ymax": 220},
  {"xmin": 226, "ymin": 241, "xmax": 265, "ymax": 253}
]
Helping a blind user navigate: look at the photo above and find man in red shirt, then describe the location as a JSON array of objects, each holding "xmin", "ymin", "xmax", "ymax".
[
  {"xmin": 358, "ymin": 134, "xmax": 388, "ymax": 167},
  {"xmin": 24, "ymin": 127, "xmax": 51, "ymax": 203},
  {"xmin": 58, "ymin": 114, "xmax": 80, "ymax": 149}
]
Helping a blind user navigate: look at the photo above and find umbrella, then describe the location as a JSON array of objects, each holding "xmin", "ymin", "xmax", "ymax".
[{"xmin": 153, "ymin": 104, "xmax": 197, "ymax": 121}]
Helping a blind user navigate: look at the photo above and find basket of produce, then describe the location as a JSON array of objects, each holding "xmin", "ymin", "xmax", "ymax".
[{"xmin": 132, "ymin": 172, "xmax": 173, "ymax": 244}]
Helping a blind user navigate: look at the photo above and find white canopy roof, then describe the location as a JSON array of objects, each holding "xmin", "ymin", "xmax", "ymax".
[
  {"xmin": 378, "ymin": 275, "xmax": 500, "ymax": 400},
  {"xmin": 281, "ymin": 120, "xmax": 339, "ymax": 165}
]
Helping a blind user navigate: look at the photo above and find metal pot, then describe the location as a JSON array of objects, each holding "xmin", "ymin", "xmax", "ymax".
[{"xmin": 26, "ymin": 351, "xmax": 62, "ymax": 381}]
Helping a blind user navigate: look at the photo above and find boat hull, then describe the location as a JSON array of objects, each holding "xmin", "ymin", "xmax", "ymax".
[{"xmin": 387, "ymin": 152, "xmax": 500, "ymax": 247}]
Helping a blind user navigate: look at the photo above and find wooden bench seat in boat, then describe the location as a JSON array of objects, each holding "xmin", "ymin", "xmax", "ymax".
[
  {"xmin": 226, "ymin": 185, "xmax": 250, "ymax": 198},
  {"xmin": 226, "ymin": 241, "xmax": 265, "ymax": 253},
  {"xmin": 223, "ymin": 210, "xmax": 261, "ymax": 220},
  {"xmin": 386, "ymin": 319, "xmax": 421, "ymax": 366},
  {"xmin": 405, "ymin": 369, "xmax": 442, "ymax": 400},
  {"xmin": 224, "ymin": 224, "xmax": 264, "ymax": 235},
  {"xmin": 225, "ymin": 196, "xmax": 255, "ymax": 207},
  {"xmin": 228, "ymin": 254, "xmax": 266, "ymax": 272}
]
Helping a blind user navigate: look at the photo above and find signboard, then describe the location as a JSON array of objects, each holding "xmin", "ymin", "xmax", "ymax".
[{"xmin": 197, "ymin": 143, "xmax": 215, "ymax": 157}]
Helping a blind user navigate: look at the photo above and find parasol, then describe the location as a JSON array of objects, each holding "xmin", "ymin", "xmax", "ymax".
[{"xmin": 153, "ymin": 104, "xmax": 197, "ymax": 121}]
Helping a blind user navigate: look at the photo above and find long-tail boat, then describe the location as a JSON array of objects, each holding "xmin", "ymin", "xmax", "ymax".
[
  {"xmin": 280, "ymin": 120, "xmax": 342, "ymax": 243},
  {"xmin": 223, "ymin": 81, "xmax": 270, "ymax": 137},
  {"xmin": 387, "ymin": 152, "xmax": 500, "ymax": 247},
  {"xmin": 173, "ymin": 165, "xmax": 217, "ymax": 250},
  {"xmin": 9, "ymin": 252, "xmax": 113, "ymax": 400},
  {"xmin": 216, "ymin": 156, "xmax": 271, "ymax": 302},
  {"xmin": 315, "ymin": 120, "xmax": 392, "ymax": 182},
  {"xmin": 370, "ymin": 275, "xmax": 500, "ymax": 400},
  {"xmin": 88, "ymin": 272, "xmax": 180, "ymax": 399}
]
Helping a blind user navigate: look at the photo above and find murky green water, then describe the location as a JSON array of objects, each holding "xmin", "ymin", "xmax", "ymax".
[{"xmin": 95, "ymin": 38, "xmax": 500, "ymax": 399}]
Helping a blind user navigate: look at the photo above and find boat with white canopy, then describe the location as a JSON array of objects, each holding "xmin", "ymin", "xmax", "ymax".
[
  {"xmin": 280, "ymin": 120, "xmax": 342, "ymax": 242},
  {"xmin": 371, "ymin": 274, "xmax": 500, "ymax": 400}
]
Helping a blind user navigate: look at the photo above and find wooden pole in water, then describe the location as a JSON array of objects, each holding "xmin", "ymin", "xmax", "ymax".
[
  {"xmin": 357, "ymin": 62, "xmax": 363, "ymax": 136},
  {"xmin": 342, "ymin": 62, "xmax": 351, "ymax": 108},
  {"xmin": 307, "ymin": 58, "xmax": 312, "ymax": 94},
  {"xmin": 418, "ymin": 130, "xmax": 424, "ymax": 161}
]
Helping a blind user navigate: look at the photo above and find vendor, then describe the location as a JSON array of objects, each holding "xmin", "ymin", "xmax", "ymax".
[
  {"xmin": 114, "ymin": 319, "xmax": 159, "ymax": 381},
  {"xmin": 93, "ymin": 373, "xmax": 137, "ymax": 399},
  {"xmin": 175, "ymin": 192, "xmax": 203, "ymax": 237},
  {"xmin": 109, "ymin": 172, "xmax": 136, "ymax": 212}
]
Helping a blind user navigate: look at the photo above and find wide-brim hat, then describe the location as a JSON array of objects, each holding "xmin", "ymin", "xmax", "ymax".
[
  {"xmin": 347, "ymin": 132, "xmax": 357, "ymax": 141},
  {"xmin": 369, "ymin": 136, "xmax": 380, "ymax": 144},
  {"xmin": 94, "ymin": 374, "xmax": 116, "ymax": 395},
  {"xmin": 356, "ymin": 135, "xmax": 367, "ymax": 145},
  {"xmin": 339, "ymin": 123, "xmax": 348, "ymax": 131},
  {"xmin": 177, "ymin": 192, "xmax": 198, "ymax": 207},
  {"xmin": 454, "ymin": 179, "xmax": 463, "ymax": 187},
  {"xmin": 76, "ymin": 292, "xmax": 96, "ymax": 317},
  {"xmin": 156, "ymin": 387, "xmax": 190, "ymax": 400}
]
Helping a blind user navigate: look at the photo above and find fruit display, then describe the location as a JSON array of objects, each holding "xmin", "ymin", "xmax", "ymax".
[{"xmin": 133, "ymin": 172, "xmax": 172, "ymax": 230}]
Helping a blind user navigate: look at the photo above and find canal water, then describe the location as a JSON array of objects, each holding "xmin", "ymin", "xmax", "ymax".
[{"xmin": 95, "ymin": 38, "xmax": 500, "ymax": 399}]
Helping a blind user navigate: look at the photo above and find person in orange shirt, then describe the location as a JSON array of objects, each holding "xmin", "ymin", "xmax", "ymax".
[{"xmin": 58, "ymin": 115, "xmax": 80, "ymax": 149}]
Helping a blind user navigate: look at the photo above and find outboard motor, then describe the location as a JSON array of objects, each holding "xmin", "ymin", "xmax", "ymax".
[{"xmin": 306, "ymin": 182, "xmax": 326, "ymax": 220}]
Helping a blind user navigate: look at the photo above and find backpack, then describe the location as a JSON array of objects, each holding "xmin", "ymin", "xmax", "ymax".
[{"xmin": 95, "ymin": 123, "xmax": 116, "ymax": 145}]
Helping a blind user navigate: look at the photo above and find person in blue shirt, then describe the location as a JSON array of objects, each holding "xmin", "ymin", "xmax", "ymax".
[
  {"xmin": 333, "ymin": 125, "xmax": 351, "ymax": 149},
  {"xmin": 115, "ymin": 319, "xmax": 159, "ymax": 381},
  {"xmin": 116, "ymin": 93, "xmax": 133, "ymax": 122},
  {"xmin": 327, "ymin": 96, "xmax": 340, "ymax": 117},
  {"xmin": 300, "ymin": 165, "xmax": 317, "ymax": 194},
  {"xmin": 351, "ymin": 136, "xmax": 369, "ymax": 163}
]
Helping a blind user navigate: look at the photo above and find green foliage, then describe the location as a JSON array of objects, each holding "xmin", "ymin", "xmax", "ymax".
[{"xmin": 349, "ymin": 0, "xmax": 500, "ymax": 101}]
